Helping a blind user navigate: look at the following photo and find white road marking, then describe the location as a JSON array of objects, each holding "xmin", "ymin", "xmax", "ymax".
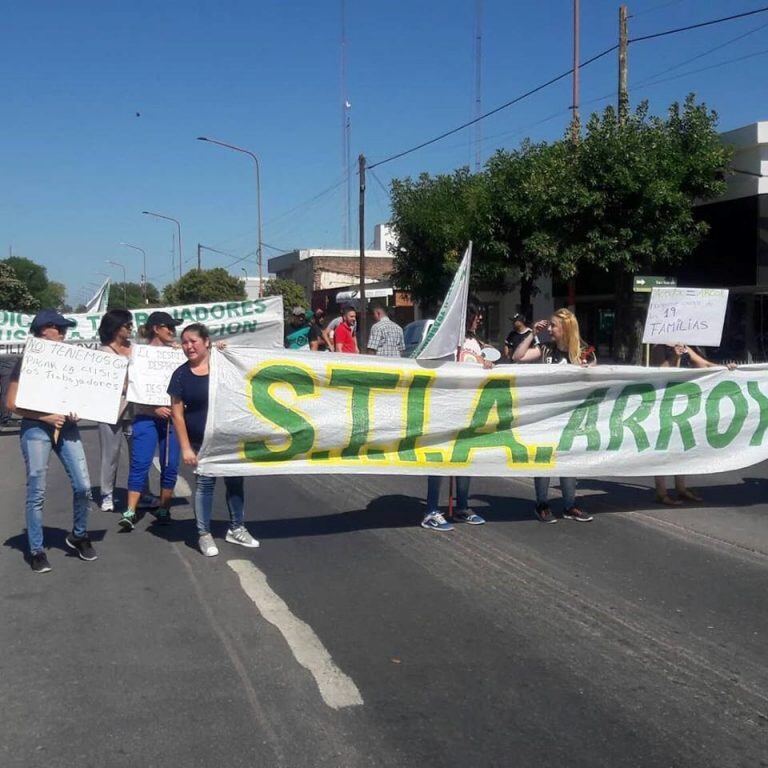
[{"xmin": 228, "ymin": 559, "xmax": 364, "ymax": 710}]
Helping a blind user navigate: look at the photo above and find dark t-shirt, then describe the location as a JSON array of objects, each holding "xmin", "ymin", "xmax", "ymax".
[
  {"xmin": 284, "ymin": 322, "xmax": 311, "ymax": 350},
  {"xmin": 505, "ymin": 329, "xmax": 537, "ymax": 358},
  {"xmin": 167, "ymin": 362, "xmax": 210, "ymax": 448},
  {"xmin": 539, "ymin": 342, "xmax": 596, "ymax": 366}
]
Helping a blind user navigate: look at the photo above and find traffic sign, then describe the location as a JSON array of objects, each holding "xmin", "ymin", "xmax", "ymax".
[{"xmin": 633, "ymin": 275, "xmax": 677, "ymax": 293}]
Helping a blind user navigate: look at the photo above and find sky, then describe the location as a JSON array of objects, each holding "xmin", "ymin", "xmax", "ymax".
[{"xmin": 1, "ymin": 0, "xmax": 766, "ymax": 305}]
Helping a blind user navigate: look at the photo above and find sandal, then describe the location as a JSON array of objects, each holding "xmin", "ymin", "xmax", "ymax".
[{"xmin": 655, "ymin": 494, "xmax": 682, "ymax": 506}]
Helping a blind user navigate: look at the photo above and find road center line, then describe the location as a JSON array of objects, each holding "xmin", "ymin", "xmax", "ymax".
[{"xmin": 228, "ymin": 559, "xmax": 364, "ymax": 710}]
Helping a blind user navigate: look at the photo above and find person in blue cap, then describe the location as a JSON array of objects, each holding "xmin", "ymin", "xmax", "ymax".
[{"xmin": 6, "ymin": 310, "xmax": 97, "ymax": 573}]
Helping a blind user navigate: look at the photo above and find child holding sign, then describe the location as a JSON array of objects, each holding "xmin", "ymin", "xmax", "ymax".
[{"xmin": 6, "ymin": 310, "xmax": 97, "ymax": 573}]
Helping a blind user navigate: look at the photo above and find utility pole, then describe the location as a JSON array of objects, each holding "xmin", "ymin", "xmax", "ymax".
[
  {"xmin": 571, "ymin": 0, "xmax": 580, "ymax": 141},
  {"xmin": 618, "ymin": 5, "xmax": 629, "ymax": 124},
  {"xmin": 473, "ymin": 0, "xmax": 483, "ymax": 172},
  {"xmin": 197, "ymin": 243, "xmax": 202, "ymax": 272},
  {"xmin": 358, "ymin": 154, "xmax": 367, "ymax": 346}
]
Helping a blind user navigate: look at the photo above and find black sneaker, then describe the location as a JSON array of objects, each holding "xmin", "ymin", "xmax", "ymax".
[
  {"xmin": 155, "ymin": 508, "xmax": 171, "ymax": 526},
  {"xmin": 534, "ymin": 503, "xmax": 557, "ymax": 524},
  {"xmin": 30, "ymin": 551, "xmax": 52, "ymax": 573},
  {"xmin": 563, "ymin": 506, "xmax": 593, "ymax": 522},
  {"xmin": 65, "ymin": 533, "xmax": 98, "ymax": 561}
]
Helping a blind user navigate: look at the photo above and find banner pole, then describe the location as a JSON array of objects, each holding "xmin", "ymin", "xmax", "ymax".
[{"xmin": 447, "ymin": 476, "xmax": 454, "ymax": 520}]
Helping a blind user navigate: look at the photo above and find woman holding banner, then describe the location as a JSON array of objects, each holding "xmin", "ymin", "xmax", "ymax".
[
  {"xmin": 422, "ymin": 304, "xmax": 491, "ymax": 532},
  {"xmin": 97, "ymin": 309, "xmax": 136, "ymax": 513},
  {"xmin": 513, "ymin": 308, "xmax": 595, "ymax": 523},
  {"xmin": 168, "ymin": 324, "xmax": 259, "ymax": 556},
  {"xmin": 7, "ymin": 310, "xmax": 97, "ymax": 572},
  {"xmin": 119, "ymin": 312, "xmax": 183, "ymax": 531}
]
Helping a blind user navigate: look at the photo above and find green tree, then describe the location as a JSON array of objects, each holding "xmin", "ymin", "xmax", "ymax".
[
  {"xmin": 389, "ymin": 168, "xmax": 502, "ymax": 311},
  {"xmin": 163, "ymin": 268, "xmax": 246, "ymax": 305},
  {"xmin": 0, "ymin": 263, "xmax": 39, "ymax": 312},
  {"xmin": 263, "ymin": 278, "xmax": 308, "ymax": 319},
  {"xmin": 1, "ymin": 256, "xmax": 68, "ymax": 309},
  {"xmin": 107, "ymin": 282, "xmax": 161, "ymax": 309}
]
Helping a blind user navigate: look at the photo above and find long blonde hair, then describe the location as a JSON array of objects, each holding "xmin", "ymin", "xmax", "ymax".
[{"xmin": 552, "ymin": 308, "xmax": 583, "ymax": 365}]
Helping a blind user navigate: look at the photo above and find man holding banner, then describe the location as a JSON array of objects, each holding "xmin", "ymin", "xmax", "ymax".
[{"xmin": 6, "ymin": 311, "xmax": 98, "ymax": 573}]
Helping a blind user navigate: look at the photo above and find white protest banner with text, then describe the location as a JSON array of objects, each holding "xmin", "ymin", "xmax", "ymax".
[
  {"xmin": 0, "ymin": 295, "xmax": 284, "ymax": 356},
  {"xmin": 642, "ymin": 287, "xmax": 729, "ymax": 347},
  {"xmin": 16, "ymin": 338, "xmax": 128, "ymax": 423},
  {"xmin": 127, "ymin": 345, "xmax": 186, "ymax": 406},
  {"xmin": 197, "ymin": 347, "xmax": 768, "ymax": 478}
]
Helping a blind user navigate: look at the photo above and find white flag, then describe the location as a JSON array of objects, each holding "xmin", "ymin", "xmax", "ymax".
[
  {"xmin": 85, "ymin": 278, "xmax": 111, "ymax": 313},
  {"xmin": 412, "ymin": 242, "xmax": 472, "ymax": 359}
]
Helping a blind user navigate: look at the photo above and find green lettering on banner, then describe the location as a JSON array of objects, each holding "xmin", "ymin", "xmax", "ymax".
[
  {"xmin": 747, "ymin": 382, "xmax": 768, "ymax": 446},
  {"xmin": 253, "ymin": 300, "xmax": 266, "ymax": 314},
  {"xmin": 243, "ymin": 364, "xmax": 316, "ymax": 462},
  {"xmin": 329, "ymin": 369, "xmax": 401, "ymax": 459},
  {"xmin": 397, "ymin": 374, "xmax": 433, "ymax": 462},
  {"xmin": 558, "ymin": 388, "xmax": 608, "ymax": 452},
  {"xmin": 180, "ymin": 308, "xmax": 194, "ymax": 322},
  {"xmin": 226, "ymin": 302, "xmax": 241, "ymax": 318},
  {"xmin": 655, "ymin": 382, "xmax": 701, "ymax": 451},
  {"xmin": 607, "ymin": 383, "xmax": 656, "ymax": 451},
  {"xmin": 195, "ymin": 306, "xmax": 209, "ymax": 321},
  {"xmin": 705, "ymin": 381, "xmax": 748, "ymax": 449},
  {"xmin": 210, "ymin": 304, "xmax": 225, "ymax": 320},
  {"xmin": 450, "ymin": 378, "xmax": 531, "ymax": 465}
]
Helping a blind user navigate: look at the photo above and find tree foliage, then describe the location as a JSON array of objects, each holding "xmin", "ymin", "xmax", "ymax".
[
  {"xmin": 263, "ymin": 278, "xmax": 308, "ymax": 318},
  {"xmin": 1, "ymin": 256, "xmax": 66, "ymax": 309},
  {"xmin": 389, "ymin": 95, "xmax": 731, "ymax": 360},
  {"xmin": 0, "ymin": 263, "xmax": 39, "ymax": 312},
  {"xmin": 163, "ymin": 268, "xmax": 246, "ymax": 305},
  {"xmin": 107, "ymin": 282, "xmax": 160, "ymax": 310}
]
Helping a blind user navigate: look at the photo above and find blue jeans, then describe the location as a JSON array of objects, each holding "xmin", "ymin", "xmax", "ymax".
[
  {"xmin": 20, "ymin": 419, "xmax": 92, "ymax": 554},
  {"xmin": 534, "ymin": 477, "xmax": 577, "ymax": 509},
  {"xmin": 426, "ymin": 475, "xmax": 470, "ymax": 514},
  {"xmin": 128, "ymin": 416, "xmax": 180, "ymax": 492},
  {"xmin": 194, "ymin": 475, "xmax": 245, "ymax": 535}
]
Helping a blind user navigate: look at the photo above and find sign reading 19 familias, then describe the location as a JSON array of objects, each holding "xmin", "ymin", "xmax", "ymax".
[{"xmin": 642, "ymin": 286, "xmax": 728, "ymax": 347}]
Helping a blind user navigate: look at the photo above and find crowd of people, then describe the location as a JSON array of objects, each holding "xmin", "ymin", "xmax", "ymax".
[{"xmin": 5, "ymin": 300, "xmax": 728, "ymax": 573}]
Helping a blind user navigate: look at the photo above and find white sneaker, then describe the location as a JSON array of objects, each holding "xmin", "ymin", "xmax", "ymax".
[
  {"xmin": 225, "ymin": 525, "xmax": 260, "ymax": 548},
  {"xmin": 100, "ymin": 493, "xmax": 114, "ymax": 512},
  {"xmin": 198, "ymin": 533, "xmax": 219, "ymax": 557}
]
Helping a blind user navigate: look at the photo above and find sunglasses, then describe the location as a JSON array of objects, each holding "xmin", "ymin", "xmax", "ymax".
[{"xmin": 42, "ymin": 323, "xmax": 69, "ymax": 334}]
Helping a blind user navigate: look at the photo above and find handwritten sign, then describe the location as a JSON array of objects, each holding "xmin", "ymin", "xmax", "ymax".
[
  {"xmin": 15, "ymin": 338, "xmax": 128, "ymax": 423},
  {"xmin": 642, "ymin": 287, "xmax": 729, "ymax": 347},
  {"xmin": 127, "ymin": 344, "xmax": 185, "ymax": 406}
]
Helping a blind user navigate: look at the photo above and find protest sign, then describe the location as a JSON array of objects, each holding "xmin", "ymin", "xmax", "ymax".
[
  {"xmin": 0, "ymin": 295, "xmax": 284, "ymax": 356},
  {"xmin": 196, "ymin": 347, "xmax": 768, "ymax": 478},
  {"xmin": 15, "ymin": 338, "xmax": 128, "ymax": 423},
  {"xmin": 127, "ymin": 345, "xmax": 186, "ymax": 406},
  {"xmin": 642, "ymin": 287, "xmax": 729, "ymax": 347}
]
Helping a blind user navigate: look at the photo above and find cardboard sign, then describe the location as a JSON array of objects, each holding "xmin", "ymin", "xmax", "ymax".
[
  {"xmin": 127, "ymin": 345, "xmax": 185, "ymax": 406},
  {"xmin": 15, "ymin": 338, "xmax": 128, "ymax": 423},
  {"xmin": 642, "ymin": 287, "xmax": 729, "ymax": 347}
]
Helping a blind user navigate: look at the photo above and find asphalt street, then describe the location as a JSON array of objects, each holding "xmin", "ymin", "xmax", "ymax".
[{"xmin": 1, "ymin": 423, "xmax": 767, "ymax": 768}]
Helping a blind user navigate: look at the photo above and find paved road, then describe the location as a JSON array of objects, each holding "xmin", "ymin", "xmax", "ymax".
[{"xmin": 0, "ymin": 424, "xmax": 767, "ymax": 767}]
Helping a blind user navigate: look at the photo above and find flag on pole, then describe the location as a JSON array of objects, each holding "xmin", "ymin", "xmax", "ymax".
[
  {"xmin": 85, "ymin": 278, "xmax": 111, "ymax": 313},
  {"xmin": 411, "ymin": 242, "xmax": 472, "ymax": 359}
]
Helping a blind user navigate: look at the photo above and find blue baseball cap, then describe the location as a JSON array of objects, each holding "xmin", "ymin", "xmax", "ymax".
[{"xmin": 30, "ymin": 309, "xmax": 77, "ymax": 331}]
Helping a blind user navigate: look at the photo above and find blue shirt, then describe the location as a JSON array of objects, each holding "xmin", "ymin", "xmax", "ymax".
[{"xmin": 167, "ymin": 362, "xmax": 209, "ymax": 448}]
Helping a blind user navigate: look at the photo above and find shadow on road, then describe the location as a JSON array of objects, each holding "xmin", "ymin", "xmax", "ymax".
[{"xmin": 3, "ymin": 527, "xmax": 107, "ymax": 559}]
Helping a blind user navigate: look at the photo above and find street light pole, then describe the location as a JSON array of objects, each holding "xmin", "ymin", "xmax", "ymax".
[
  {"xmin": 119, "ymin": 242, "xmax": 148, "ymax": 303},
  {"xmin": 106, "ymin": 260, "xmax": 128, "ymax": 306},
  {"xmin": 142, "ymin": 211, "xmax": 183, "ymax": 280},
  {"xmin": 197, "ymin": 136, "xmax": 263, "ymax": 297}
]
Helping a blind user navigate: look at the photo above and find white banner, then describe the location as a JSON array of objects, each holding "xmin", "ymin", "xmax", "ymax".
[
  {"xmin": 197, "ymin": 347, "xmax": 768, "ymax": 478},
  {"xmin": 642, "ymin": 287, "xmax": 729, "ymax": 347},
  {"xmin": 0, "ymin": 296, "xmax": 284, "ymax": 355},
  {"xmin": 127, "ymin": 344, "xmax": 186, "ymax": 406},
  {"xmin": 412, "ymin": 243, "xmax": 472, "ymax": 359},
  {"xmin": 15, "ymin": 338, "xmax": 128, "ymax": 423}
]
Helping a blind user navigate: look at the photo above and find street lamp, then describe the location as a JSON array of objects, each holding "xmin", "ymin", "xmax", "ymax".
[
  {"xmin": 106, "ymin": 260, "xmax": 128, "ymax": 306},
  {"xmin": 120, "ymin": 242, "xmax": 148, "ymax": 303},
  {"xmin": 142, "ymin": 210, "xmax": 183, "ymax": 280},
  {"xmin": 197, "ymin": 136, "xmax": 263, "ymax": 297}
]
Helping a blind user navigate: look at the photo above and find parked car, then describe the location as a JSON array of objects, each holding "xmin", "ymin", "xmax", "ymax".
[{"xmin": 403, "ymin": 318, "xmax": 435, "ymax": 357}]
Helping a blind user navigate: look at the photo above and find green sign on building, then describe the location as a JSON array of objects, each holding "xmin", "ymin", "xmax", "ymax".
[{"xmin": 633, "ymin": 275, "xmax": 677, "ymax": 293}]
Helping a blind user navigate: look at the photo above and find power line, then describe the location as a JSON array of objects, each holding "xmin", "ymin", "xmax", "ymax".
[
  {"xmin": 629, "ymin": 5, "xmax": 768, "ymax": 43},
  {"xmin": 630, "ymin": 0, "xmax": 687, "ymax": 19},
  {"xmin": 368, "ymin": 45, "xmax": 618, "ymax": 169}
]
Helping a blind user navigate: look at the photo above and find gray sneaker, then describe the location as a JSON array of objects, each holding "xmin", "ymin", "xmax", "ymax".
[
  {"xmin": 198, "ymin": 533, "xmax": 219, "ymax": 557},
  {"xmin": 225, "ymin": 525, "xmax": 260, "ymax": 548}
]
